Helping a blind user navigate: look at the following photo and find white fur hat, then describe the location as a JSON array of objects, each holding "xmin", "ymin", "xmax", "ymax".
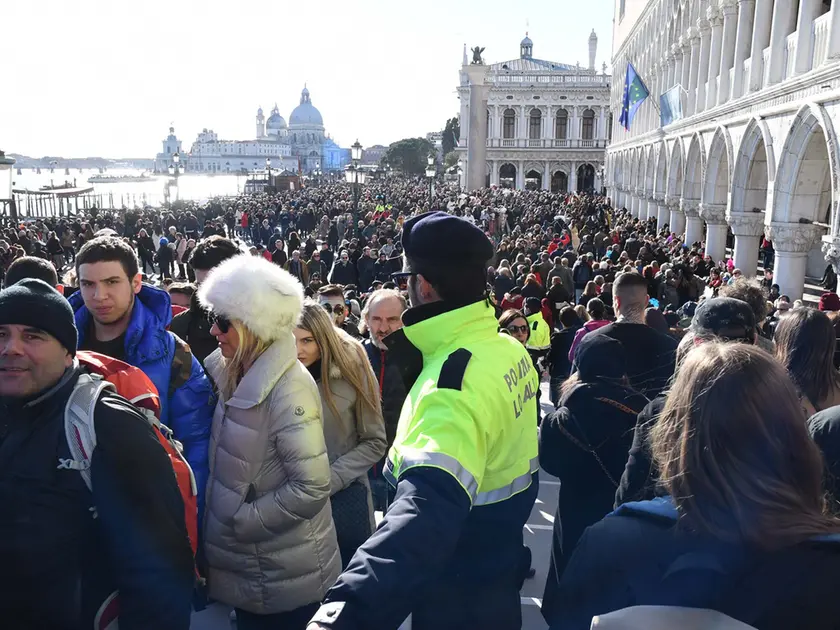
[{"xmin": 198, "ymin": 255, "xmax": 304, "ymax": 342}]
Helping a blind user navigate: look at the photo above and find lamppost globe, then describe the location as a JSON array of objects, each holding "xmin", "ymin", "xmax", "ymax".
[
  {"xmin": 425, "ymin": 167, "xmax": 436, "ymax": 178},
  {"xmin": 351, "ymin": 140, "xmax": 363, "ymax": 163},
  {"xmin": 266, "ymin": 157, "xmax": 271, "ymax": 168},
  {"xmin": 173, "ymin": 152, "xmax": 180, "ymax": 165},
  {"xmin": 427, "ymin": 154, "xmax": 435, "ymax": 166},
  {"xmin": 168, "ymin": 165, "xmax": 175, "ymax": 175},
  {"xmin": 344, "ymin": 164, "xmax": 356, "ymax": 184}
]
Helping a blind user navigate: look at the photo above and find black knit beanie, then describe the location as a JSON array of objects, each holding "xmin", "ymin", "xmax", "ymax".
[{"xmin": 0, "ymin": 279, "xmax": 77, "ymax": 354}]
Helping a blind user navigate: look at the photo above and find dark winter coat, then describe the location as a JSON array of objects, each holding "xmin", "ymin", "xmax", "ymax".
[
  {"xmin": 548, "ymin": 326, "xmax": 580, "ymax": 380},
  {"xmin": 615, "ymin": 396, "xmax": 666, "ymax": 508},
  {"xmin": 330, "ymin": 261, "xmax": 358, "ymax": 286},
  {"xmin": 0, "ymin": 367, "xmax": 194, "ymax": 630},
  {"xmin": 539, "ymin": 381, "xmax": 648, "ymax": 621},
  {"xmin": 363, "ymin": 339, "xmax": 407, "ymax": 448},
  {"xmin": 546, "ymin": 497, "xmax": 840, "ymax": 630},
  {"xmin": 357, "ymin": 255, "xmax": 376, "ymax": 291}
]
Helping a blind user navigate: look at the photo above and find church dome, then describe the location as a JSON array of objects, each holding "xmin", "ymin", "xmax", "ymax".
[
  {"xmin": 290, "ymin": 86, "xmax": 324, "ymax": 127},
  {"xmin": 266, "ymin": 104, "xmax": 287, "ymax": 130},
  {"xmin": 521, "ymin": 35, "xmax": 533, "ymax": 47}
]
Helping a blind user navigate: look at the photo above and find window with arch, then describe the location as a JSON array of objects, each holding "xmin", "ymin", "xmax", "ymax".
[
  {"xmin": 582, "ymin": 109, "xmax": 595, "ymax": 140},
  {"xmin": 555, "ymin": 109, "xmax": 568, "ymax": 139},
  {"xmin": 529, "ymin": 109, "xmax": 542, "ymax": 139},
  {"xmin": 503, "ymin": 108, "xmax": 516, "ymax": 139}
]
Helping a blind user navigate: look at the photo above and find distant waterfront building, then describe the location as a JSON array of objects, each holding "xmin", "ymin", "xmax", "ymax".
[
  {"xmin": 154, "ymin": 86, "xmax": 348, "ymax": 174},
  {"xmin": 457, "ymin": 32, "xmax": 611, "ymax": 191},
  {"xmin": 361, "ymin": 144, "xmax": 388, "ymax": 166}
]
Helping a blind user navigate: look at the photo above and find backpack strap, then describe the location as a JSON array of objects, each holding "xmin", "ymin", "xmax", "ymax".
[{"xmin": 60, "ymin": 373, "xmax": 115, "ymax": 492}]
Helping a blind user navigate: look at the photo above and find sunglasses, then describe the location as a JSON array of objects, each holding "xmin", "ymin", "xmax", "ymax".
[
  {"xmin": 209, "ymin": 312, "xmax": 232, "ymax": 333},
  {"xmin": 321, "ymin": 303, "xmax": 345, "ymax": 315},
  {"xmin": 506, "ymin": 325, "xmax": 529, "ymax": 335}
]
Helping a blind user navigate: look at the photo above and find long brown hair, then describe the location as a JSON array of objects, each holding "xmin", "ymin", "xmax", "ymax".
[
  {"xmin": 652, "ymin": 341, "xmax": 840, "ymax": 549},
  {"xmin": 774, "ymin": 307, "xmax": 840, "ymax": 410},
  {"xmin": 298, "ymin": 300, "xmax": 380, "ymax": 424}
]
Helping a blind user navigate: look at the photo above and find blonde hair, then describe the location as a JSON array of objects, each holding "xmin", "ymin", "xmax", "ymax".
[
  {"xmin": 299, "ymin": 300, "xmax": 380, "ymax": 424},
  {"xmin": 574, "ymin": 304, "xmax": 590, "ymax": 322},
  {"xmin": 218, "ymin": 321, "xmax": 271, "ymax": 399}
]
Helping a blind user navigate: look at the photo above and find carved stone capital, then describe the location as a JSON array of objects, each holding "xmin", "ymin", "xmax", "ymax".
[
  {"xmin": 653, "ymin": 193, "xmax": 665, "ymax": 203},
  {"xmin": 720, "ymin": 0, "xmax": 738, "ymax": 17},
  {"xmin": 765, "ymin": 223, "xmax": 825, "ymax": 253},
  {"xmin": 707, "ymin": 6, "xmax": 722, "ymax": 26},
  {"xmin": 682, "ymin": 199, "xmax": 700, "ymax": 217},
  {"xmin": 727, "ymin": 211, "xmax": 766, "ymax": 237},
  {"xmin": 696, "ymin": 18, "xmax": 710, "ymax": 34},
  {"xmin": 822, "ymin": 236, "xmax": 840, "ymax": 274},
  {"xmin": 698, "ymin": 202, "xmax": 727, "ymax": 225},
  {"xmin": 665, "ymin": 196, "xmax": 681, "ymax": 210}
]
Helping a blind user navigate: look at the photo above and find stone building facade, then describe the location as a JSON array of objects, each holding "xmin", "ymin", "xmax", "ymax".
[{"xmin": 605, "ymin": 0, "xmax": 840, "ymax": 301}]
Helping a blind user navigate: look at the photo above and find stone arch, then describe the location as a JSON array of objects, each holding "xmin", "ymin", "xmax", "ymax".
[
  {"xmin": 654, "ymin": 141, "xmax": 668, "ymax": 197},
  {"xmin": 683, "ymin": 132, "xmax": 706, "ymax": 202},
  {"xmin": 730, "ymin": 116, "xmax": 775, "ymax": 215},
  {"xmin": 667, "ymin": 138, "xmax": 684, "ymax": 199},
  {"xmin": 551, "ymin": 170, "xmax": 568, "ymax": 193},
  {"xmin": 701, "ymin": 126, "xmax": 733, "ymax": 207},
  {"xmin": 499, "ymin": 162, "xmax": 517, "ymax": 188},
  {"xmin": 771, "ymin": 103, "xmax": 839, "ymax": 227}
]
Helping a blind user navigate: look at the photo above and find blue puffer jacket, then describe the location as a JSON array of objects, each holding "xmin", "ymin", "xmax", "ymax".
[{"xmin": 69, "ymin": 284, "xmax": 214, "ymax": 522}]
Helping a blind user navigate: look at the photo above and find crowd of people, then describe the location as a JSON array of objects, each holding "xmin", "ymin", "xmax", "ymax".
[{"xmin": 3, "ymin": 175, "xmax": 840, "ymax": 630}]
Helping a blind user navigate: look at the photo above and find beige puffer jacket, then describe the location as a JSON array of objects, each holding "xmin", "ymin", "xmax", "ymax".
[{"xmin": 203, "ymin": 335, "xmax": 341, "ymax": 614}]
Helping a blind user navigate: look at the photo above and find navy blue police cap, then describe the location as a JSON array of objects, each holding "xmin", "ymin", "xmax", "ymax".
[{"xmin": 395, "ymin": 211, "xmax": 494, "ymax": 278}]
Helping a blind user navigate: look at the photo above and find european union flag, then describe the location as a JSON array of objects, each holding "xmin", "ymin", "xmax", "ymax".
[{"xmin": 619, "ymin": 62, "xmax": 650, "ymax": 131}]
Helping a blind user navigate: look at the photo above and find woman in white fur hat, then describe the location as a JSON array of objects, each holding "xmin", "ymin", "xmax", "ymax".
[{"xmin": 198, "ymin": 255, "xmax": 340, "ymax": 630}]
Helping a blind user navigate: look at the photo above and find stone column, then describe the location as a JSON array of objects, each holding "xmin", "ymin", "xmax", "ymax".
[
  {"xmin": 699, "ymin": 202, "xmax": 729, "ymax": 262},
  {"xmin": 827, "ymin": 1, "xmax": 840, "ymax": 60},
  {"xmin": 672, "ymin": 49, "xmax": 682, "ymax": 90},
  {"xmin": 570, "ymin": 162, "xmax": 578, "ymax": 192},
  {"xmin": 748, "ymin": 0, "xmax": 774, "ymax": 91},
  {"xmin": 656, "ymin": 195, "xmax": 669, "ymax": 228},
  {"xmin": 490, "ymin": 160, "xmax": 499, "ymax": 187},
  {"xmin": 519, "ymin": 107, "xmax": 527, "ymax": 142},
  {"xmin": 705, "ymin": 8, "xmax": 724, "ymax": 111},
  {"xmin": 668, "ymin": 198, "xmax": 686, "ymax": 236},
  {"xmin": 517, "ymin": 160, "xmax": 525, "ymax": 190},
  {"xmin": 464, "ymin": 63, "xmax": 490, "ymax": 191},
  {"xmin": 646, "ymin": 196, "xmax": 656, "ymax": 222},
  {"xmin": 728, "ymin": 211, "xmax": 767, "ymax": 275},
  {"xmin": 543, "ymin": 160, "xmax": 551, "ymax": 191},
  {"xmin": 598, "ymin": 106, "xmax": 607, "ymax": 141},
  {"xmin": 683, "ymin": 200, "xmax": 705, "ymax": 246},
  {"xmin": 688, "ymin": 27, "xmax": 703, "ymax": 115},
  {"xmin": 696, "ymin": 19, "xmax": 713, "ymax": 114},
  {"xmin": 664, "ymin": 52, "xmax": 674, "ymax": 90},
  {"xmin": 767, "ymin": 0, "xmax": 798, "ymax": 86},
  {"xmin": 717, "ymin": 0, "xmax": 739, "ymax": 105},
  {"xmin": 766, "ymin": 223, "xmax": 825, "ymax": 300},
  {"xmin": 680, "ymin": 38, "xmax": 692, "ymax": 93},
  {"xmin": 794, "ymin": 0, "xmax": 824, "ymax": 75},
  {"xmin": 732, "ymin": 0, "xmax": 756, "ymax": 99}
]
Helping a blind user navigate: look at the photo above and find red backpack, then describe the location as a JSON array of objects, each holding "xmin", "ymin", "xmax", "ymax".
[{"xmin": 61, "ymin": 350, "xmax": 199, "ymax": 561}]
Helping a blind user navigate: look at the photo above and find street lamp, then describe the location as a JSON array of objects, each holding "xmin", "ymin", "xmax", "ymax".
[
  {"xmin": 351, "ymin": 140, "xmax": 363, "ymax": 164},
  {"xmin": 167, "ymin": 151, "xmax": 181, "ymax": 203},
  {"xmin": 425, "ymin": 154, "xmax": 436, "ymax": 206},
  {"xmin": 345, "ymin": 162, "xmax": 367, "ymax": 235},
  {"xmin": 265, "ymin": 157, "xmax": 272, "ymax": 190}
]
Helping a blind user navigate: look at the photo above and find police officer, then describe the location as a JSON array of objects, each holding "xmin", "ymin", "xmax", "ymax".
[{"xmin": 308, "ymin": 211, "xmax": 540, "ymax": 630}]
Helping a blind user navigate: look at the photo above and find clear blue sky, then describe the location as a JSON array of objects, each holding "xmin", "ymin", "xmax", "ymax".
[{"xmin": 4, "ymin": 0, "xmax": 614, "ymax": 158}]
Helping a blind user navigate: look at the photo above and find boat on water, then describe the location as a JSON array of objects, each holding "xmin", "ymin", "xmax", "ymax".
[
  {"xmin": 88, "ymin": 173, "xmax": 155, "ymax": 184},
  {"xmin": 40, "ymin": 181, "xmax": 78, "ymax": 191}
]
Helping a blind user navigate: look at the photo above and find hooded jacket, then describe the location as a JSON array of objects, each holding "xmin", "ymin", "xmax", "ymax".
[
  {"xmin": 69, "ymin": 284, "xmax": 214, "ymax": 520},
  {"xmin": 198, "ymin": 255, "xmax": 341, "ymax": 613}
]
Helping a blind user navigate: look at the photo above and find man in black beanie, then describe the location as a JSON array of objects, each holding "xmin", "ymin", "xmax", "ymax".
[{"xmin": 0, "ymin": 279, "xmax": 194, "ymax": 629}]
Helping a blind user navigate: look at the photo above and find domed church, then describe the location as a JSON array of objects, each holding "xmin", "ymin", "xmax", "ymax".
[{"xmin": 256, "ymin": 85, "xmax": 337, "ymax": 172}]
